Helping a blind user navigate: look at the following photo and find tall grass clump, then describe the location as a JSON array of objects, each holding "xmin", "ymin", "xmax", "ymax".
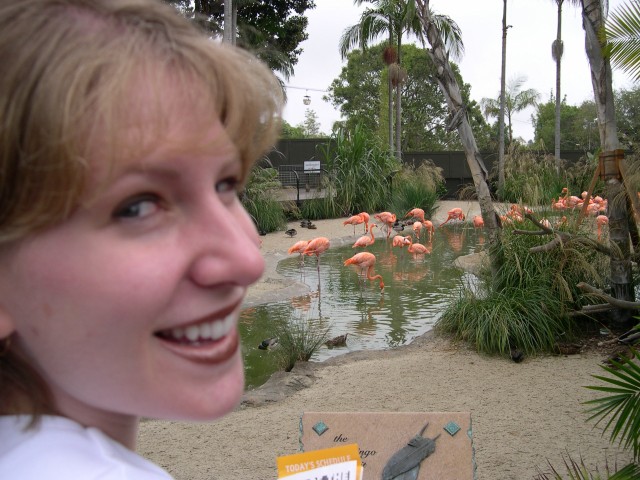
[
  {"xmin": 499, "ymin": 149, "xmax": 604, "ymax": 206},
  {"xmin": 437, "ymin": 219, "xmax": 608, "ymax": 356},
  {"xmin": 241, "ymin": 165, "xmax": 287, "ymax": 234},
  {"xmin": 272, "ymin": 314, "xmax": 330, "ymax": 372},
  {"xmin": 320, "ymin": 124, "xmax": 399, "ymax": 215},
  {"xmin": 389, "ymin": 161, "xmax": 445, "ymax": 219}
]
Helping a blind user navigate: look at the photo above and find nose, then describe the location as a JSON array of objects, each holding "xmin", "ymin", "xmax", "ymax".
[{"xmin": 187, "ymin": 201, "xmax": 265, "ymax": 288}]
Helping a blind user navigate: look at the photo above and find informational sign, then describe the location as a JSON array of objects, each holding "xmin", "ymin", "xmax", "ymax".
[
  {"xmin": 304, "ymin": 160, "xmax": 321, "ymax": 172},
  {"xmin": 300, "ymin": 412, "xmax": 474, "ymax": 480}
]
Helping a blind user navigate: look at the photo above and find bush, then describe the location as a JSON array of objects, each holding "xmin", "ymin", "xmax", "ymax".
[
  {"xmin": 437, "ymin": 217, "xmax": 608, "ymax": 355},
  {"xmin": 320, "ymin": 124, "xmax": 400, "ymax": 215},
  {"xmin": 272, "ymin": 314, "xmax": 330, "ymax": 372},
  {"xmin": 389, "ymin": 161, "xmax": 445, "ymax": 219},
  {"xmin": 241, "ymin": 166, "xmax": 287, "ymax": 234}
]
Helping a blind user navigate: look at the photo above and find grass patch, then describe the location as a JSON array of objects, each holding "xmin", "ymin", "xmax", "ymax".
[{"xmin": 272, "ymin": 314, "xmax": 330, "ymax": 372}]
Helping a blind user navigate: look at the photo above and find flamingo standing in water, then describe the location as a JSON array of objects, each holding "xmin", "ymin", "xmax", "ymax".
[
  {"xmin": 352, "ymin": 223, "xmax": 377, "ymax": 248},
  {"xmin": 441, "ymin": 207, "xmax": 465, "ymax": 225},
  {"xmin": 472, "ymin": 215, "xmax": 484, "ymax": 229},
  {"xmin": 423, "ymin": 220, "xmax": 435, "ymax": 240},
  {"xmin": 287, "ymin": 239, "xmax": 310, "ymax": 267},
  {"xmin": 344, "ymin": 251, "xmax": 385, "ymax": 291},
  {"xmin": 405, "ymin": 208, "xmax": 425, "ymax": 222},
  {"xmin": 392, "ymin": 235, "xmax": 411, "ymax": 248},
  {"xmin": 358, "ymin": 211, "xmax": 370, "ymax": 233},
  {"xmin": 407, "ymin": 237, "xmax": 431, "ymax": 258},
  {"xmin": 303, "ymin": 237, "xmax": 330, "ymax": 277},
  {"xmin": 343, "ymin": 214, "xmax": 364, "ymax": 235},
  {"xmin": 596, "ymin": 215, "xmax": 609, "ymax": 241},
  {"xmin": 374, "ymin": 211, "xmax": 397, "ymax": 238}
]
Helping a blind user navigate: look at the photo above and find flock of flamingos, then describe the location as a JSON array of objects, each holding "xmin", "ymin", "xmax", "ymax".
[{"xmin": 285, "ymin": 189, "xmax": 610, "ymax": 293}]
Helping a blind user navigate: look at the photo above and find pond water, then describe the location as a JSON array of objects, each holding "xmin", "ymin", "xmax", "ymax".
[{"xmin": 239, "ymin": 224, "xmax": 485, "ymax": 389}]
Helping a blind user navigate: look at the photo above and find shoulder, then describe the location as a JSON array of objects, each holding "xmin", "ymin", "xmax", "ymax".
[{"xmin": 0, "ymin": 416, "xmax": 173, "ymax": 479}]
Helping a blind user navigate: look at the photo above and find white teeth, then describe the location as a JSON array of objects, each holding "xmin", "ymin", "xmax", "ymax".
[{"xmin": 164, "ymin": 312, "xmax": 235, "ymax": 343}]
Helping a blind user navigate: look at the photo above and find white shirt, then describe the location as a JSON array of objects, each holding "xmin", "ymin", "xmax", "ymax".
[{"xmin": 0, "ymin": 415, "xmax": 173, "ymax": 479}]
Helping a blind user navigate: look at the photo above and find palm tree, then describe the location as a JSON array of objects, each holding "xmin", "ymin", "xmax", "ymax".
[
  {"xmin": 339, "ymin": 0, "xmax": 463, "ymax": 159},
  {"xmin": 498, "ymin": 0, "xmax": 509, "ymax": 198},
  {"xmin": 581, "ymin": 0, "xmax": 635, "ymax": 317},
  {"xmin": 480, "ymin": 75, "xmax": 539, "ymax": 147},
  {"xmin": 552, "ymin": 0, "xmax": 565, "ymax": 173},
  {"xmin": 412, "ymin": 0, "xmax": 503, "ymax": 281},
  {"xmin": 605, "ymin": 0, "xmax": 640, "ymax": 81}
]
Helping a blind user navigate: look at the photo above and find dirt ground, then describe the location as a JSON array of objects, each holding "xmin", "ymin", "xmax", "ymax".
[{"xmin": 137, "ymin": 201, "xmax": 634, "ymax": 480}]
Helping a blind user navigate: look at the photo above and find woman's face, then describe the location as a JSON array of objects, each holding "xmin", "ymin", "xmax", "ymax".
[{"xmin": 0, "ymin": 79, "xmax": 265, "ymax": 428}]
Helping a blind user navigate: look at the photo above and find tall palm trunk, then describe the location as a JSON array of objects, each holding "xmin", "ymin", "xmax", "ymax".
[
  {"xmin": 416, "ymin": 0, "xmax": 503, "ymax": 280},
  {"xmin": 389, "ymin": 29, "xmax": 394, "ymax": 154},
  {"xmin": 554, "ymin": 0, "xmax": 564, "ymax": 170},
  {"xmin": 395, "ymin": 32, "xmax": 402, "ymax": 161},
  {"xmin": 581, "ymin": 0, "xmax": 634, "ymax": 321},
  {"xmin": 223, "ymin": 0, "xmax": 233, "ymax": 43},
  {"xmin": 498, "ymin": 0, "xmax": 507, "ymax": 197}
]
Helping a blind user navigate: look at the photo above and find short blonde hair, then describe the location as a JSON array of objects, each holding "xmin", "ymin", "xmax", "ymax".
[
  {"xmin": 0, "ymin": 0, "xmax": 282, "ymax": 418},
  {"xmin": 0, "ymin": 0, "xmax": 283, "ymax": 243}
]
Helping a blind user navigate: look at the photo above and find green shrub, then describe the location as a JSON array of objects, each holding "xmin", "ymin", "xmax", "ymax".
[
  {"xmin": 272, "ymin": 314, "xmax": 330, "ymax": 372},
  {"xmin": 241, "ymin": 166, "xmax": 287, "ymax": 234},
  {"xmin": 437, "ymin": 218, "xmax": 608, "ymax": 355},
  {"xmin": 320, "ymin": 124, "xmax": 400, "ymax": 215},
  {"xmin": 389, "ymin": 162, "xmax": 445, "ymax": 219}
]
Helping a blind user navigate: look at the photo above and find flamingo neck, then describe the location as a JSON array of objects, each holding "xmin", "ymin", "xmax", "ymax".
[{"xmin": 366, "ymin": 267, "xmax": 384, "ymax": 290}]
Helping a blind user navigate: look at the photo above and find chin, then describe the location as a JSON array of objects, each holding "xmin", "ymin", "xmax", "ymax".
[{"xmin": 172, "ymin": 353, "xmax": 245, "ymax": 421}]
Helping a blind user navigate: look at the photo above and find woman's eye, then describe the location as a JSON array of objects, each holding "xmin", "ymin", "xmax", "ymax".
[
  {"xmin": 216, "ymin": 177, "xmax": 240, "ymax": 194},
  {"xmin": 113, "ymin": 194, "xmax": 161, "ymax": 219}
]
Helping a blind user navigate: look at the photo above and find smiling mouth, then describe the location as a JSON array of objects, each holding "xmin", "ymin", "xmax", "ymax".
[{"xmin": 155, "ymin": 311, "xmax": 236, "ymax": 345}]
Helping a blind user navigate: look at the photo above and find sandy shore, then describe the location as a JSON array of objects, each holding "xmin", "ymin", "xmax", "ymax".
[{"xmin": 137, "ymin": 201, "xmax": 633, "ymax": 479}]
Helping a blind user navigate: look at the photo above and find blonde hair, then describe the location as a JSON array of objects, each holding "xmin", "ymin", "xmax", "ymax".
[{"xmin": 0, "ymin": 0, "xmax": 282, "ymax": 418}]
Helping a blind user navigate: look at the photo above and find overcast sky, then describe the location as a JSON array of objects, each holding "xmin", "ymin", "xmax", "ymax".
[{"xmin": 282, "ymin": 0, "xmax": 635, "ymax": 142}]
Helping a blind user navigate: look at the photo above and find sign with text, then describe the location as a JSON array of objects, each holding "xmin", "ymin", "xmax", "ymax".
[
  {"xmin": 304, "ymin": 160, "xmax": 321, "ymax": 172},
  {"xmin": 300, "ymin": 412, "xmax": 474, "ymax": 480},
  {"xmin": 277, "ymin": 443, "xmax": 362, "ymax": 479}
]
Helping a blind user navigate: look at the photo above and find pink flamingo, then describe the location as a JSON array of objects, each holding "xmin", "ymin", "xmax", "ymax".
[
  {"xmin": 352, "ymin": 224, "xmax": 377, "ymax": 248},
  {"xmin": 422, "ymin": 220, "xmax": 435, "ymax": 240},
  {"xmin": 405, "ymin": 208, "xmax": 425, "ymax": 222},
  {"xmin": 358, "ymin": 211, "xmax": 370, "ymax": 233},
  {"xmin": 343, "ymin": 214, "xmax": 364, "ymax": 235},
  {"xmin": 412, "ymin": 221, "xmax": 423, "ymax": 239},
  {"xmin": 407, "ymin": 237, "xmax": 431, "ymax": 258},
  {"xmin": 344, "ymin": 251, "xmax": 385, "ymax": 291},
  {"xmin": 472, "ymin": 215, "xmax": 484, "ymax": 229},
  {"xmin": 287, "ymin": 239, "xmax": 310, "ymax": 266},
  {"xmin": 374, "ymin": 211, "xmax": 397, "ymax": 238},
  {"xmin": 441, "ymin": 207, "xmax": 465, "ymax": 226},
  {"xmin": 596, "ymin": 215, "xmax": 609, "ymax": 241},
  {"xmin": 303, "ymin": 237, "xmax": 330, "ymax": 276},
  {"xmin": 392, "ymin": 235, "xmax": 411, "ymax": 248}
]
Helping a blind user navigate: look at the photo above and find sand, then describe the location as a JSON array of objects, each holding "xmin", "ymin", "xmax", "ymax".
[{"xmin": 137, "ymin": 201, "xmax": 634, "ymax": 479}]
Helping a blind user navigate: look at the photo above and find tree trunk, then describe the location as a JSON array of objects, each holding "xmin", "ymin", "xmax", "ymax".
[
  {"xmin": 388, "ymin": 29, "xmax": 394, "ymax": 154},
  {"xmin": 498, "ymin": 0, "xmax": 507, "ymax": 198},
  {"xmin": 581, "ymin": 0, "xmax": 634, "ymax": 323},
  {"xmin": 554, "ymin": 0, "xmax": 563, "ymax": 170},
  {"xmin": 417, "ymin": 0, "xmax": 503, "ymax": 281},
  {"xmin": 223, "ymin": 0, "xmax": 233, "ymax": 44},
  {"xmin": 395, "ymin": 33, "xmax": 402, "ymax": 161}
]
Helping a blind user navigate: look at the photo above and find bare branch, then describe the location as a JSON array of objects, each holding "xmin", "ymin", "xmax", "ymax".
[{"xmin": 577, "ymin": 282, "xmax": 640, "ymax": 310}]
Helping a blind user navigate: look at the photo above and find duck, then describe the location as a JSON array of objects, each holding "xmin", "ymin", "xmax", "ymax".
[
  {"xmin": 300, "ymin": 219, "xmax": 312, "ymax": 228},
  {"xmin": 258, "ymin": 338, "xmax": 279, "ymax": 350},
  {"xmin": 392, "ymin": 220, "xmax": 404, "ymax": 232},
  {"xmin": 325, "ymin": 333, "xmax": 348, "ymax": 348},
  {"xmin": 307, "ymin": 223, "xmax": 317, "ymax": 229},
  {"xmin": 285, "ymin": 228, "xmax": 297, "ymax": 237}
]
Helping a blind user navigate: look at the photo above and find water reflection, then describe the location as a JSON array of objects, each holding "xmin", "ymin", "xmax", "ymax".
[{"xmin": 240, "ymin": 225, "xmax": 483, "ymax": 389}]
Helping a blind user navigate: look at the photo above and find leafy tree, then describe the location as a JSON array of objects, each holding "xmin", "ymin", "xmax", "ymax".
[
  {"xmin": 298, "ymin": 109, "xmax": 324, "ymax": 137},
  {"xmin": 339, "ymin": 0, "xmax": 463, "ymax": 160},
  {"xmin": 605, "ymin": 0, "xmax": 640, "ymax": 82},
  {"xmin": 615, "ymin": 85, "xmax": 640, "ymax": 148},
  {"xmin": 163, "ymin": 0, "xmax": 315, "ymax": 79},
  {"xmin": 281, "ymin": 120, "xmax": 305, "ymax": 139},
  {"xmin": 326, "ymin": 42, "xmax": 489, "ymax": 151},
  {"xmin": 532, "ymin": 95, "xmax": 600, "ymax": 152},
  {"xmin": 481, "ymin": 75, "xmax": 540, "ymax": 147}
]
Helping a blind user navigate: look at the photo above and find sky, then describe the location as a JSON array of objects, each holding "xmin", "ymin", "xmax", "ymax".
[{"xmin": 282, "ymin": 0, "xmax": 635, "ymax": 143}]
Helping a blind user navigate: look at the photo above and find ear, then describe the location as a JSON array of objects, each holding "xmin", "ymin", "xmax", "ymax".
[{"xmin": 0, "ymin": 304, "xmax": 16, "ymax": 339}]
